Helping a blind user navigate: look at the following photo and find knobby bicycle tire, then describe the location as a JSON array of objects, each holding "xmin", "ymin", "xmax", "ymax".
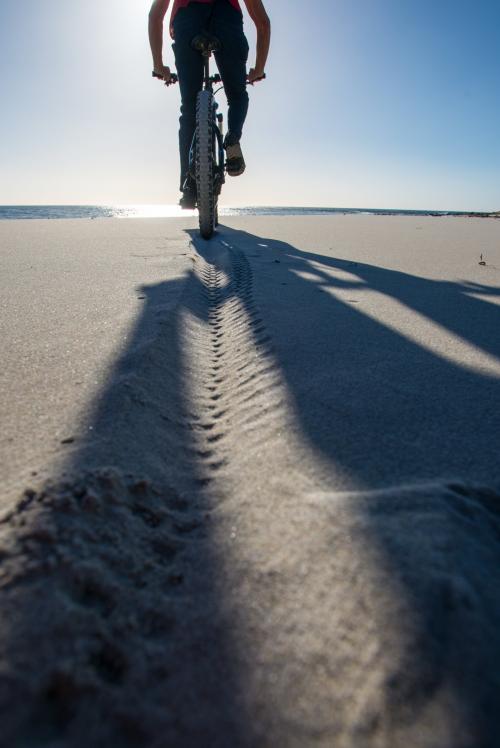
[{"xmin": 196, "ymin": 90, "xmax": 216, "ymax": 239}]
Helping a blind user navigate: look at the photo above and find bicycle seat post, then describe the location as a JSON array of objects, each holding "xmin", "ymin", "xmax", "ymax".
[
  {"xmin": 191, "ymin": 33, "xmax": 221, "ymax": 90},
  {"xmin": 203, "ymin": 53, "xmax": 210, "ymax": 91}
]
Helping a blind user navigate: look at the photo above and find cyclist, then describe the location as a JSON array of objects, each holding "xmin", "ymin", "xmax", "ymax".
[{"xmin": 149, "ymin": 0, "xmax": 270, "ymax": 208}]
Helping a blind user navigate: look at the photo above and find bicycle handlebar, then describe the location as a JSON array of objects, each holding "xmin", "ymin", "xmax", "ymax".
[{"xmin": 152, "ymin": 71, "xmax": 266, "ymax": 86}]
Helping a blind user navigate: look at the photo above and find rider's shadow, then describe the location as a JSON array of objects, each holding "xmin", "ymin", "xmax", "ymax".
[{"xmin": 204, "ymin": 225, "xmax": 500, "ymax": 488}]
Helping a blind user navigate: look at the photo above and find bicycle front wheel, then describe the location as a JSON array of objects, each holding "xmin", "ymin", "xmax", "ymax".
[{"xmin": 195, "ymin": 90, "xmax": 216, "ymax": 239}]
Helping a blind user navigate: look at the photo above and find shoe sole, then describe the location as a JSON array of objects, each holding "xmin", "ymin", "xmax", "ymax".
[{"xmin": 227, "ymin": 164, "xmax": 246, "ymax": 177}]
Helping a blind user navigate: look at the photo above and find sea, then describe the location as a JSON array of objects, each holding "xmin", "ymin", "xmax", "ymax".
[{"xmin": 0, "ymin": 205, "xmax": 482, "ymax": 220}]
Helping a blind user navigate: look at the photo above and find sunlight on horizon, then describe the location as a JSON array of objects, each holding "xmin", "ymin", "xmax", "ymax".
[
  {"xmin": 115, "ymin": 204, "xmax": 197, "ymax": 218},
  {"xmin": 113, "ymin": 204, "xmax": 257, "ymax": 218}
]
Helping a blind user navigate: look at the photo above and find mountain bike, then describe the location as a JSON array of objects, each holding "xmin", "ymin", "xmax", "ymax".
[{"xmin": 154, "ymin": 32, "xmax": 264, "ymax": 240}]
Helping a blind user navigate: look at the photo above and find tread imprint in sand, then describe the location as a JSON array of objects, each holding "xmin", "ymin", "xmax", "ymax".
[{"xmin": 184, "ymin": 240, "xmax": 287, "ymax": 486}]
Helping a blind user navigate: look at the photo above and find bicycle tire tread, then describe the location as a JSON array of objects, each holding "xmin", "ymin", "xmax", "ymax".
[{"xmin": 196, "ymin": 91, "xmax": 215, "ymax": 239}]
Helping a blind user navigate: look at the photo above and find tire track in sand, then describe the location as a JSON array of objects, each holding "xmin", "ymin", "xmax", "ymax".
[{"xmin": 181, "ymin": 236, "xmax": 312, "ymax": 500}]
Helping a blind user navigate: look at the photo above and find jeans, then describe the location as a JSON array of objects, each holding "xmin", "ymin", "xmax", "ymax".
[{"xmin": 172, "ymin": 0, "xmax": 249, "ymax": 190}]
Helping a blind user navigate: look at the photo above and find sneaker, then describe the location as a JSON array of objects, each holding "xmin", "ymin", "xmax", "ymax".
[
  {"xmin": 179, "ymin": 184, "xmax": 197, "ymax": 209},
  {"xmin": 224, "ymin": 132, "xmax": 246, "ymax": 177}
]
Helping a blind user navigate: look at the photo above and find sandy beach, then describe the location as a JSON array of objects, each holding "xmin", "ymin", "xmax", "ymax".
[{"xmin": 1, "ymin": 214, "xmax": 500, "ymax": 747}]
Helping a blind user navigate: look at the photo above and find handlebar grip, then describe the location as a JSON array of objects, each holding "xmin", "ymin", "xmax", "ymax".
[
  {"xmin": 152, "ymin": 71, "xmax": 178, "ymax": 84},
  {"xmin": 248, "ymin": 73, "xmax": 266, "ymax": 84}
]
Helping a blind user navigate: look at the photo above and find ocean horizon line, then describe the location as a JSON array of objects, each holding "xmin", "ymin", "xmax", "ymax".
[{"xmin": 0, "ymin": 204, "xmax": 498, "ymax": 221}]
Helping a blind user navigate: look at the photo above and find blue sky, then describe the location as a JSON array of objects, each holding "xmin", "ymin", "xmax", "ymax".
[{"xmin": 1, "ymin": 0, "xmax": 499, "ymax": 209}]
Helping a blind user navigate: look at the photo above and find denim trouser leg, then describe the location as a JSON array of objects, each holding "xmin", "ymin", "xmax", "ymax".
[
  {"xmin": 172, "ymin": 7, "xmax": 207, "ymax": 191},
  {"xmin": 173, "ymin": 0, "xmax": 249, "ymax": 191},
  {"xmin": 212, "ymin": 1, "xmax": 249, "ymax": 141}
]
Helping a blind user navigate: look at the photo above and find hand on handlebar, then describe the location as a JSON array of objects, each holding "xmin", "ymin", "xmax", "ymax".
[
  {"xmin": 152, "ymin": 65, "xmax": 177, "ymax": 86},
  {"xmin": 247, "ymin": 68, "xmax": 266, "ymax": 85}
]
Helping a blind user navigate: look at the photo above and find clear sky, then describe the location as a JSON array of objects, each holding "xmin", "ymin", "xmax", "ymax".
[{"xmin": 1, "ymin": 0, "xmax": 499, "ymax": 210}]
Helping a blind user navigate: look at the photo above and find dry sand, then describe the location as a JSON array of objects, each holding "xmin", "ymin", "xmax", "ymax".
[{"xmin": 0, "ymin": 214, "xmax": 499, "ymax": 747}]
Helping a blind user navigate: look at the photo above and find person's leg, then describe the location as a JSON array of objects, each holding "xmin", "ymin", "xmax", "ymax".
[
  {"xmin": 172, "ymin": 6, "xmax": 210, "ymax": 192},
  {"xmin": 211, "ymin": 0, "xmax": 249, "ymax": 143}
]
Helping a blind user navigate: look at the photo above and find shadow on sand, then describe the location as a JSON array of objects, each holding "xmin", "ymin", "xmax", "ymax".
[
  {"xmin": 209, "ymin": 225, "xmax": 500, "ymax": 488},
  {"xmin": 1, "ymin": 222, "xmax": 500, "ymax": 746}
]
